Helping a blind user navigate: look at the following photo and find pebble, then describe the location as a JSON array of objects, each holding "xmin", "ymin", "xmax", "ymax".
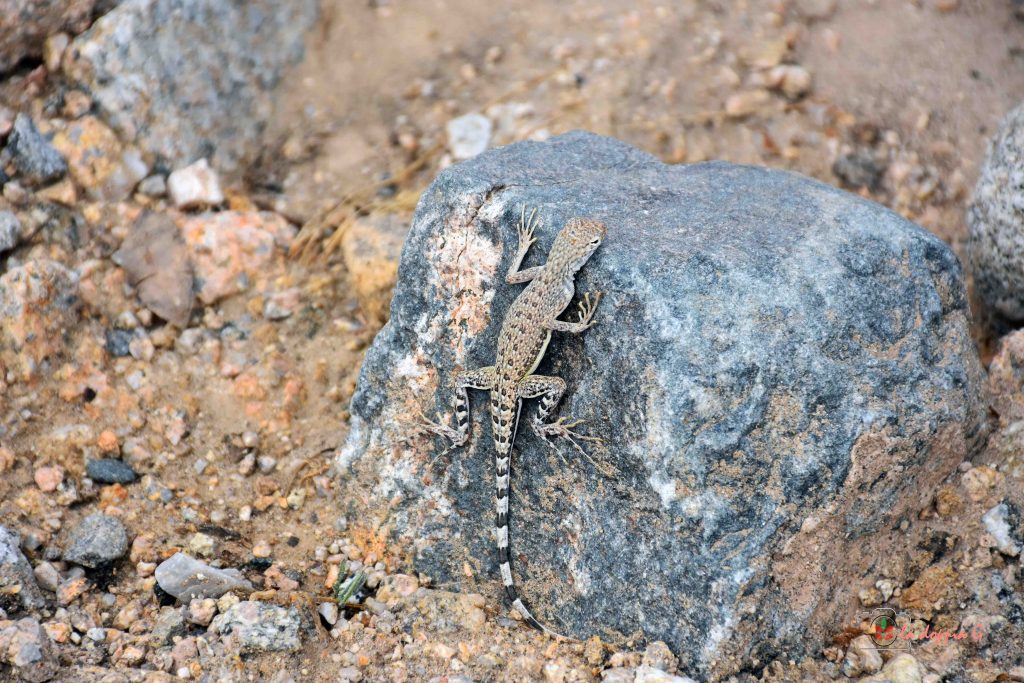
[
  {"xmin": 446, "ymin": 112, "xmax": 492, "ymax": 160},
  {"xmin": 62, "ymin": 90, "xmax": 92, "ymax": 119},
  {"xmin": 150, "ymin": 606, "xmax": 186, "ymax": 647},
  {"xmin": 0, "ymin": 260, "xmax": 81, "ymax": 378},
  {"xmin": 1, "ymin": 525, "xmax": 46, "ymax": 611},
  {"xmin": 167, "ymin": 158, "xmax": 224, "ymax": 209},
  {"xmin": 42, "ymin": 33, "xmax": 69, "ymax": 72},
  {"xmin": 862, "ymin": 653, "xmax": 922, "ymax": 683},
  {"xmin": 318, "ymin": 601, "xmax": 339, "ymax": 625},
  {"xmin": 50, "ymin": 115, "xmax": 149, "ymax": 201},
  {"xmin": 32, "ymin": 562, "xmax": 61, "ymax": 593},
  {"xmin": 6, "ymin": 114, "xmax": 67, "ymax": 186},
  {"xmin": 264, "ymin": 288, "xmax": 300, "ymax": 320},
  {"xmin": 843, "ymin": 634, "xmax": 883, "ymax": 676},
  {"xmin": 981, "ymin": 503, "xmax": 1021, "ymax": 556},
  {"xmin": 725, "ymin": 89, "xmax": 771, "ymax": 118},
  {"xmin": 0, "ymin": 210, "xmax": 23, "ymax": 253},
  {"xmin": 188, "ymin": 532, "xmax": 215, "ymax": 557},
  {"xmin": 138, "ymin": 174, "xmax": 167, "ymax": 197},
  {"xmin": 187, "ymin": 598, "xmax": 218, "ymax": 626},
  {"xmin": 154, "ymin": 552, "xmax": 252, "ymax": 600},
  {"xmin": 210, "ymin": 600, "xmax": 302, "ymax": 653},
  {"xmin": 34, "ymin": 466, "xmax": 64, "ymax": 492},
  {"xmin": 252, "ymin": 540, "xmax": 272, "ymax": 558},
  {"xmin": 766, "ymin": 64, "xmax": 812, "ymax": 99},
  {"xmin": 86, "ymin": 459, "xmax": 137, "ymax": 484},
  {"xmin": 62, "ymin": 514, "xmax": 129, "ymax": 568}
]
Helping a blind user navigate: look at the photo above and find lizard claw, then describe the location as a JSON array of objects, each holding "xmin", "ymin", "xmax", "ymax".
[
  {"xmin": 576, "ymin": 291, "xmax": 602, "ymax": 328},
  {"xmin": 518, "ymin": 205, "xmax": 540, "ymax": 250},
  {"xmin": 531, "ymin": 416, "xmax": 614, "ymax": 477}
]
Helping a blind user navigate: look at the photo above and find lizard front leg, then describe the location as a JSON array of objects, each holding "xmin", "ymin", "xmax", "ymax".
[
  {"xmin": 506, "ymin": 205, "xmax": 545, "ymax": 285},
  {"xmin": 546, "ymin": 291, "xmax": 602, "ymax": 333},
  {"xmin": 418, "ymin": 366, "xmax": 496, "ymax": 452}
]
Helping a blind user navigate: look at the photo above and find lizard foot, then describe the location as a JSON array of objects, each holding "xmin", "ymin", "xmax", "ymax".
[
  {"xmin": 412, "ymin": 409, "xmax": 468, "ymax": 456},
  {"xmin": 531, "ymin": 416, "xmax": 616, "ymax": 477}
]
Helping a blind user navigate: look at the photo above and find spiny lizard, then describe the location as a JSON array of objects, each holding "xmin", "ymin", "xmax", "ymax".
[{"xmin": 420, "ymin": 206, "xmax": 606, "ymax": 635}]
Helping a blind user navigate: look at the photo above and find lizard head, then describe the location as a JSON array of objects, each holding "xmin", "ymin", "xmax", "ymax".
[{"xmin": 555, "ymin": 217, "xmax": 607, "ymax": 273}]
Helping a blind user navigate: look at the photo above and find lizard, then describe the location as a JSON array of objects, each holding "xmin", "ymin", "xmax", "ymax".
[{"xmin": 419, "ymin": 205, "xmax": 606, "ymax": 636}]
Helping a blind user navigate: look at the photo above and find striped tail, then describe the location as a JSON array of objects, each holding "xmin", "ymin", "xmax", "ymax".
[{"xmin": 492, "ymin": 396, "xmax": 565, "ymax": 638}]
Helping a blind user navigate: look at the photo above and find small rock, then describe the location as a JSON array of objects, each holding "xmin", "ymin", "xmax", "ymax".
[
  {"xmin": 0, "ymin": 211, "xmax": 23, "ymax": 253},
  {"xmin": 167, "ymin": 158, "xmax": 224, "ymax": 209},
  {"xmin": 446, "ymin": 112, "xmax": 492, "ymax": 160},
  {"xmin": 104, "ymin": 328, "xmax": 134, "ymax": 357},
  {"xmin": 317, "ymin": 601, "xmax": 338, "ymax": 625},
  {"xmin": 42, "ymin": 33, "xmax": 70, "ymax": 72},
  {"xmin": 5, "ymin": 114, "xmax": 67, "ymax": 186},
  {"xmin": 32, "ymin": 562, "xmax": 60, "ymax": 593},
  {"xmin": 150, "ymin": 606, "xmax": 186, "ymax": 647},
  {"xmin": 62, "ymin": 514, "xmax": 129, "ymax": 568},
  {"xmin": 154, "ymin": 552, "xmax": 252, "ymax": 600},
  {"xmin": 862, "ymin": 653, "xmax": 922, "ymax": 683},
  {"xmin": 186, "ymin": 598, "xmax": 217, "ymax": 626},
  {"xmin": 725, "ymin": 89, "xmax": 771, "ymax": 118},
  {"xmin": 85, "ymin": 459, "xmax": 137, "ymax": 485},
  {"xmin": 138, "ymin": 174, "xmax": 167, "ymax": 197},
  {"xmin": 114, "ymin": 212, "xmax": 194, "ymax": 328},
  {"xmin": 96, "ymin": 430, "xmax": 119, "ymax": 453},
  {"xmin": 210, "ymin": 600, "xmax": 302, "ymax": 653},
  {"xmin": 0, "ymin": 526, "xmax": 46, "ymax": 612},
  {"xmin": 181, "ymin": 210, "xmax": 295, "ymax": 305},
  {"xmin": 36, "ymin": 178, "xmax": 77, "ymax": 206},
  {"xmin": 982, "ymin": 502, "xmax": 1021, "ymax": 556},
  {"xmin": 766, "ymin": 64, "xmax": 812, "ymax": 99},
  {"xmin": 0, "ymin": 617, "xmax": 59, "ymax": 682},
  {"xmin": 56, "ymin": 575, "xmax": 89, "ymax": 606},
  {"xmin": 188, "ymin": 533, "xmax": 215, "ymax": 558},
  {"xmin": 51, "ymin": 116, "xmax": 149, "ymax": 201},
  {"xmin": 641, "ymin": 641, "xmax": 678, "ymax": 673},
  {"xmin": 832, "ymin": 150, "xmax": 883, "ymax": 190},
  {"xmin": 33, "ymin": 466, "xmax": 64, "ymax": 493},
  {"xmin": 251, "ymin": 540, "xmax": 272, "ymax": 558},
  {"xmin": 843, "ymin": 634, "xmax": 883, "ymax": 677},
  {"xmin": 85, "ymin": 626, "xmax": 105, "ymax": 642},
  {"xmin": 263, "ymin": 288, "xmax": 300, "ymax": 320}
]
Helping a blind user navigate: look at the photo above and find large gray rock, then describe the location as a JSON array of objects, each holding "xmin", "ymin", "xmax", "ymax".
[
  {"xmin": 62, "ymin": 514, "xmax": 128, "ymax": 568},
  {"xmin": 0, "ymin": 527, "xmax": 45, "ymax": 614},
  {"xmin": 968, "ymin": 102, "xmax": 1024, "ymax": 320},
  {"xmin": 339, "ymin": 132, "xmax": 987, "ymax": 679},
  {"xmin": 64, "ymin": 0, "xmax": 318, "ymax": 173}
]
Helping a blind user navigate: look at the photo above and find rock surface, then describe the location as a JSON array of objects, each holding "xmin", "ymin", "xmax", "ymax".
[
  {"xmin": 0, "ymin": 211, "xmax": 22, "ymax": 253},
  {"xmin": 0, "ymin": 527, "xmax": 45, "ymax": 614},
  {"xmin": 0, "ymin": 260, "xmax": 80, "ymax": 378},
  {"xmin": 62, "ymin": 514, "xmax": 128, "ymax": 568},
  {"xmin": 64, "ymin": 0, "xmax": 319, "ymax": 173},
  {"xmin": 0, "ymin": 0, "xmax": 99, "ymax": 74},
  {"xmin": 5, "ymin": 115, "xmax": 67, "ymax": 187},
  {"xmin": 154, "ymin": 552, "xmax": 252, "ymax": 601},
  {"xmin": 339, "ymin": 131, "xmax": 987, "ymax": 678},
  {"xmin": 0, "ymin": 618, "xmax": 59, "ymax": 682},
  {"xmin": 210, "ymin": 600, "xmax": 301, "ymax": 653},
  {"xmin": 968, "ymin": 102, "xmax": 1024, "ymax": 320}
]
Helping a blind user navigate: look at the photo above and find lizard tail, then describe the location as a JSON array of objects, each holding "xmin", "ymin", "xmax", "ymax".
[{"xmin": 494, "ymin": 445, "xmax": 567, "ymax": 639}]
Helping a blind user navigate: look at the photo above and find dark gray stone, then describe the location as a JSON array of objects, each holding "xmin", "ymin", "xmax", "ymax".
[
  {"xmin": 968, "ymin": 102, "xmax": 1024, "ymax": 320},
  {"xmin": 85, "ymin": 458, "xmax": 137, "ymax": 484},
  {"xmin": 0, "ymin": 526, "xmax": 45, "ymax": 613},
  {"xmin": 5, "ymin": 115, "xmax": 67, "ymax": 187},
  {"xmin": 149, "ymin": 606, "xmax": 186, "ymax": 647},
  {"xmin": 64, "ymin": 0, "xmax": 318, "ymax": 173},
  {"xmin": 104, "ymin": 328, "xmax": 133, "ymax": 357},
  {"xmin": 338, "ymin": 131, "xmax": 987, "ymax": 679},
  {"xmin": 62, "ymin": 514, "xmax": 128, "ymax": 568}
]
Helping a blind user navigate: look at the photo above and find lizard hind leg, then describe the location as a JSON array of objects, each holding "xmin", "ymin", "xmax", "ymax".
[
  {"xmin": 517, "ymin": 375, "xmax": 611, "ymax": 475},
  {"xmin": 417, "ymin": 366, "xmax": 496, "ymax": 455}
]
